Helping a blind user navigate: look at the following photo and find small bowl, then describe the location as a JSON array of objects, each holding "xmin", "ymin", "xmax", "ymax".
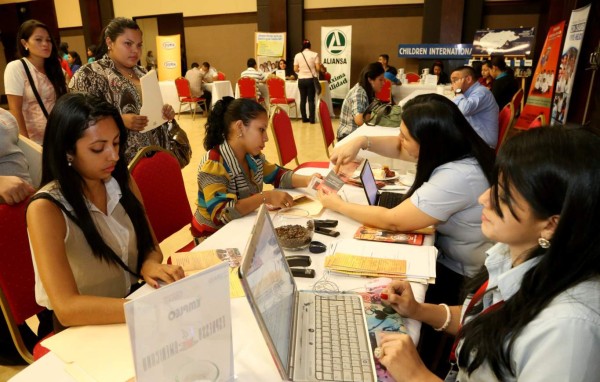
[{"xmin": 273, "ymin": 208, "xmax": 314, "ymax": 251}]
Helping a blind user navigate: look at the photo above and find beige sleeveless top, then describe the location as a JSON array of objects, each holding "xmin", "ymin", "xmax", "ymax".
[{"xmin": 32, "ymin": 178, "xmax": 139, "ymax": 310}]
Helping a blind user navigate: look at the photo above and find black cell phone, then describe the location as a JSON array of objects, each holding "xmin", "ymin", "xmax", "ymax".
[
  {"xmin": 314, "ymin": 226, "xmax": 340, "ymax": 237},
  {"xmin": 313, "ymin": 219, "xmax": 338, "ymax": 228},
  {"xmin": 291, "ymin": 268, "xmax": 316, "ymax": 278}
]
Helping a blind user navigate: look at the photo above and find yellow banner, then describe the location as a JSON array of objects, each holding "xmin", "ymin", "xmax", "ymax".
[{"xmin": 156, "ymin": 35, "xmax": 181, "ymax": 81}]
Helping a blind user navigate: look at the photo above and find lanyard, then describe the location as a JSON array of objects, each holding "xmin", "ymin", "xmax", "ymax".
[{"xmin": 449, "ymin": 280, "xmax": 505, "ymax": 363}]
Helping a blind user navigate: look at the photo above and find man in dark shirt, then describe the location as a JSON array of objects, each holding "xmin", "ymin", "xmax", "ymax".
[{"xmin": 489, "ymin": 55, "xmax": 519, "ymax": 109}]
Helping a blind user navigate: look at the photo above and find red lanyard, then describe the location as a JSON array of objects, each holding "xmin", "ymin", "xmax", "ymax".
[{"xmin": 449, "ymin": 280, "xmax": 505, "ymax": 363}]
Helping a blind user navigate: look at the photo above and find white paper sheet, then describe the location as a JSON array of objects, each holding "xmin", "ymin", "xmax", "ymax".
[{"xmin": 139, "ymin": 70, "xmax": 166, "ymax": 132}]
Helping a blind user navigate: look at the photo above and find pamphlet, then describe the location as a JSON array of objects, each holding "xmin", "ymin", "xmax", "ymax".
[
  {"xmin": 139, "ymin": 70, "xmax": 166, "ymax": 132},
  {"xmin": 307, "ymin": 170, "xmax": 345, "ymax": 195},
  {"xmin": 325, "ymin": 253, "xmax": 407, "ymax": 277},
  {"xmin": 354, "ymin": 226, "xmax": 425, "ymax": 245}
]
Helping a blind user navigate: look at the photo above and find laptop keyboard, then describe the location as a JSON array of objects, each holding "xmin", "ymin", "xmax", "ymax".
[
  {"xmin": 379, "ymin": 191, "xmax": 404, "ymax": 209},
  {"xmin": 314, "ymin": 294, "xmax": 374, "ymax": 381}
]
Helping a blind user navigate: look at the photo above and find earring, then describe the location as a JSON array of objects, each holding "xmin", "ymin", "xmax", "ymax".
[
  {"xmin": 238, "ymin": 133, "xmax": 243, "ymax": 138},
  {"xmin": 25, "ymin": 47, "xmax": 29, "ymax": 51},
  {"xmin": 67, "ymin": 156, "xmax": 73, "ymax": 167},
  {"xmin": 538, "ymin": 237, "xmax": 550, "ymax": 249}
]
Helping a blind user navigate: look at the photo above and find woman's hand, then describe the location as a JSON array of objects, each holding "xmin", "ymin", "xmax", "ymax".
[
  {"xmin": 316, "ymin": 188, "xmax": 344, "ymax": 211},
  {"xmin": 381, "ymin": 280, "xmax": 420, "ymax": 319},
  {"xmin": 330, "ymin": 136, "xmax": 366, "ymax": 173},
  {"xmin": 266, "ymin": 190, "xmax": 294, "ymax": 209},
  {"xmin": 162, "ymin": 104, "xmax": 176, "ymax": 121},
  {"xmin": 140, "ymin": 261, "xmax": 185, "ymax": 288},
  {"xmin": 377, "ymin": 333, "xmax": 438, "ymax": 382},
  {"xmin": 122, "ymin": 113, "xmax": 149, "ymax": 132}
]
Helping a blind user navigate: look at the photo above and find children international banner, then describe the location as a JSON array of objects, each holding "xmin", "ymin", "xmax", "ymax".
[
  {"xmin": 550, "ymin": 4, "xmax": 591, "ymax": 125},
  {"xmin": 321, "ymin": 26, "xmax": 352, "ymax": 99},
  {"xmin": 514, "ymin": 22, "xmax": 565, "ymax": 130},
  {"xmin": 156, "ymin": 35, "xmax": 181, "ymax": 81}
]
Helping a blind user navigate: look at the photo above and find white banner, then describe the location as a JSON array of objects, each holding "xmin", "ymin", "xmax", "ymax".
[
  {"xmin": 551, "ymin": 4, "xmax": 590, "ymax": 125},
  {"xmin": 321, "ymin": 25, "xmax": 352, "ymax": 99}
]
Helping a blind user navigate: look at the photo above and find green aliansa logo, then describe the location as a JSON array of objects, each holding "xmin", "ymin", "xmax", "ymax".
[{"xmin": 325, "ymin": 30, "xmax": 347, "ymax": 55}]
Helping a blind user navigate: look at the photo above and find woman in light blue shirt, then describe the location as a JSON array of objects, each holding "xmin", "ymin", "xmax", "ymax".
[{"xmin": 377, "ymin": 127, "xmax": 600, "ymax": 381}]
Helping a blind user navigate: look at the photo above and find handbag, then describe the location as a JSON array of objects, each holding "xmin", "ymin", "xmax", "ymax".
[
  {"xmin": 20, "ymin": 59, "xmax": 49, "ymax": 118},
  {"xmin": 167, "ymin": 119, "xmax": 192, "ymax": 168},
  {"xmin": 364, "ymin": 99, "xmax": 402, "ymax": 128},
  {"xmin": 301, "ymin": 52, "xmax": 322, "ymax": 95}
]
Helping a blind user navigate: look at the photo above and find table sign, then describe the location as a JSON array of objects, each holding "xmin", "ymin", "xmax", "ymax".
[{"xmin": 125, "ymin": 262, "xmax": 234, "ymax": 382}]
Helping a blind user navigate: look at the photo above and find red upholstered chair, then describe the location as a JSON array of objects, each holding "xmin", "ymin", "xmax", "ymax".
[
  {"xmin": 128, "ymin": 146, "xmax": 195, "ymax": 252},
  {"xmin": 237, "ymin": 76, "xmax": 266, "ymax": 108},
  {"xmin": 266, "ymin": 76, "xmax": 298, "ymax": 117},
  {"xmin": 318, "ymin": 100, "xmax": 335, "ymax": 157},
  {"xmin": 216, "ymin": 72, "xmax": 226, "ymax": 81},
  {"xmin": 269, "ymin": 107, "xmax": 329, "ymax": 170},
  {"xmin": 405, "ymin": 72, "xmax": 421, "ymax": 83},
  {"xmin": 174, "ymin": 77, "xmax": 207, "ymax": 120},
  {"xmin": 496, "ymin": 103, "xmax": 515, "ymax": 153},
  {"xmin": 375, "ymin": 78, "xmax": 392, "ymax": 103},
  {"xmin": 511, "ymin": 87, "xmax": 524, "ymax": 116},
  {"xmin": 528, "ymin": 114, "xmax": 546, "ymax": 129},
  {"xmin": 0, "ymin": 198, "xmax": 51, "ymax": 363}
]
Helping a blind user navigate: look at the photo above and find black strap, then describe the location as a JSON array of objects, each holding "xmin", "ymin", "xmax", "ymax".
[
  {"xmin": 30, "ymin": 192, "xmax": 141, "ymax": 278},
  {"xmin": 20, "ymin": 59, "xmax": 49, "ymax": 119},
  {"xmin": 300, "ymin": 52, "xmax": 318, "ymax": 79}
]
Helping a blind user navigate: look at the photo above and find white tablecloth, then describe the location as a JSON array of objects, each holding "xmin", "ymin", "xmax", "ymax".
[
  {"xmin": 203, "ymin": 80, "xmax": 234, "ymax": 108},
  {"xmin": 159, "ymin": 80, "xmax": 234, "ymax": 114},
  {"xmin": 393, "ymin": 83, "xmax": 437, "ymax": 104}
]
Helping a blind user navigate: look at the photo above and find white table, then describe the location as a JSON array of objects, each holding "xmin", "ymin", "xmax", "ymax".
[
  {"xmin": 393, "ymin": 83, "xmax": 437, "ymax": 103},
  {"xmin": 11, "ymin": 172, "xmax": 433, "ymax": 381},
  {"xmin": 158, "ymin": 80, "xmax": 185, "ymax": 112},
  {"xmin": 203, "ymin": 80, "xmax": 234, "ymax": 108}
]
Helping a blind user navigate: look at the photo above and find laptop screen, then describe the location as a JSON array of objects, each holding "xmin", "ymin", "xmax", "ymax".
[
  {"xmin": 360, "ymin": 160, "xmax": 379, "ymax": 205},
  {"xmin": 241, "ymin": 205, "xmax": 296, "ymax": 374}
]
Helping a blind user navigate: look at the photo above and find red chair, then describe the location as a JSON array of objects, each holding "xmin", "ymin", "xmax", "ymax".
[
  {"xmin": 237, "ymin": 76, "xmax": 266, "ymax": 108},
  {"xmin": 528, "ymin": 114, "xmax": 546, "ymax": 129},
  {"xmin": 269, "ymin": 107, "xmax": 329, "ymax": 170},
  {"xmin": 511, "ymin": 87, "xmax": 524, "ymax": 116},
  {"xmin": 496, "ymin": 103, "xmax": 515, "ymax": 153},
  {"xmin": 0, "ymin": 199, "xmax": 50, "ymax": 363},
  {"xmin": 318, "ymin": 100, "xmax": 335, "ymax": 157},
  {"xmin": 266, "ymin": 76, "xmax": 298, "ymax": 117},
  {"xmin": 405, "ymin": 72, "xmax": 420, "ymax": 83},
  {"xmin": 174, "ymin": 77, "xmax": 207, "ymax": 120},
  {"xmin": 216, "ymin": 72, "xmax": 226, "ymax": 81},
  {"xmin": 128, "ymin": 146, "xmax": 195, "ymax": 252},
  {"xmin": 375, "ymin": 78, "xmax": 392, "ymax": 103}
]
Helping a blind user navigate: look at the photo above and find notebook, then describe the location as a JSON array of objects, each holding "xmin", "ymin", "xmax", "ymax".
[
  {"xmin": 239, "ymin": 205, "xmax": 376, "ymax": 382},
  {"xmin": 360, "ymin": 159, "xmax": 405, "ymax": 209}
]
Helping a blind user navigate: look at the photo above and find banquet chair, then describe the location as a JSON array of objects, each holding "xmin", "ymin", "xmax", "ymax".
[
  {"xmin": 269, "ymin": 107, "xmax": 329, "ymax": 170},
  {"xmin": 318, "ymin": 100, "xmax": 336, "ymax": 157},
  {"xmin": 128, "ymin": 146, "xmax": 195, "ymax": 252},
  {"xmin": 217, "ymin": 72, "xmax": 227, "ymax": 81},
  {"xmin": 266, "ymin": 76, "xmax": 297, "ymax": 117},
  {"xmin": 510, "ymin": 87, "xmax": 524, "ymax": 116},
  {"xmin": 496, "ymin": 103, "xmax": 515, "ymax": 153},
  {"xmin": 174, "ymin": 77, "xmax": 207, "ymax": 120},
  {"xmin": 405, "ymin": 72, "xmax": 421, "ymax": 83},
  {"xmin": 0, "ymin": 198, "xmax": 50, "ymax": 364},
  {"xmin": 528, "ymin": 114, "xmax": 546, "ymax": 128},
  {"xmin": 375, "ymin": 78, "xmax": 392, "ymax": 103},
  {"xmin": 237, "ymin": 76, "xmax": 267, "ymax": 109}
]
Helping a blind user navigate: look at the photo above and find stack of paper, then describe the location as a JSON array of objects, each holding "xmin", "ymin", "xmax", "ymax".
[{"xmin": 328, "ymin": 239, "xmax": 437, "ymax": 284}]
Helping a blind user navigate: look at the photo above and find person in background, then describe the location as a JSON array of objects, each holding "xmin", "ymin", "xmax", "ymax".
[
  {"xmin": 67, "ymin": 51, "xmax": 82, "ymax": 73},
  {"xmin": 294, "ymin": 38, "xmax": 321, "ymax": 124},
  {"xmin": 86, "ymin": 45, "xmax": 96, "ymax": 63},
  {"xmin": 240, "ymin": 58, "xmax": 267, "ymax": 97},
  {"xmin": 376, "ymin": 126, "xmax": 600, "ymax": 381},
  {"xmin": 478, "ymin": 60, "xmax": 494, "ymax": 90},
  {"xmin": 145, "ymin": 50, "xmax": 156, "ymax": 71},
  {"xmin": 489, "ymin": 54, "xmax": 519, "ymax": 109},
  {"xmin": 273, "ymin": 59, "xmax": 297, "ymax": 80},
  {"xmin": 4, "ymin": 19, "xmax": 68, "ymax": 145},
  {"xmin": 27, "ymin": 93, "xmax": 184, "ymax": 333},
  {"xmin": 431, "ymin": 60, "xmax": 450, "ymax": 85},
  {"xmin": 194, "ymin": 97, "xmax": 320, "ymax": 239},
  {"xmin": 336, "ymin": 62, "xmax": 385, "ymax": 140},
  {"xmin": 200, "ymin": 61, "xmax": 218, "ymax": 83},
  {"xmin": 378, "ymin": 54, "xmax": 398, "ymax": 77},
  {"xmin": 451, "ymin": 66, "xmax": 499, "ymax": 148},
  {"xmin": 59, "ymin": 42, "xmax": 69, "ymax": 60},
  {"xmin": 319, "ymin": 64, "xmax": 331, "ymax": 83},
  {"xmin": 0, "ymin": 108, "xmax": 34, "ymax": 205},
  {"xmin": 70, "ymin": 17, "xmax": 175, "ymax": 163},
  {"xmin": 58, "ymin": 41, "xmax": 72, "ymax": 80},
  {"xmin": 185, "ymin": 62, "xmax": 204, "ymax": 97}
]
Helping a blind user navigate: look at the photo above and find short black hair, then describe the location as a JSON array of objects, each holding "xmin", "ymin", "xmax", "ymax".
[
  {"xmin": 452, "ymin": 65, "xmax": 477, "ymax": 80},
  {"xmin": 379, "ymin": 54, "xmax": 389, "ymax": 61},
  {"xmin": 191, "ymin": 62, "xmax": 199, "ymax": 68},
  {"xmin": 247, "ymin": 58, "xmax": 257, "ymax": 68}
]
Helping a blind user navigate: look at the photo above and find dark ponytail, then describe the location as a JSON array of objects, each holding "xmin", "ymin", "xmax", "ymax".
[{"xmin": 203, "ymin": 97, "xmax": 266, "ymax": 150}]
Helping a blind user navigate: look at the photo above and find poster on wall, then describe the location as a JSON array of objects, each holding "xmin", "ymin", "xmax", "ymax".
[
  {"xmin": 255, "ymin": 32, "xmax": 286, "ymax": 74},
  {"xmin": 321, "ymin": 26, "xmax": 352, "ymax": 99},
  {"xmin": 550, "ymin": 4, "xmax": 591, "ymax": 125},
  {"xmin": 472, "ymin": 27, "xmax": 536, "ymax": 57},
  {"xmin": 514, "ymin": 21, "xmax": 565, "ymax": 130},
  {"xmin": 156, "ymin": 35, "xmax": 181, "ymax": 81}
]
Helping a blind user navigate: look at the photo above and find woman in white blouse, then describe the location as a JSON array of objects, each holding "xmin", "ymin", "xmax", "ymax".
[{"xmin": 293, "ymin": 39, "xmax": 321, "ymax": 124}]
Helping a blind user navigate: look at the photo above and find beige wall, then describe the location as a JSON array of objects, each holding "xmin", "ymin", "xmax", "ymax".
[
  {"xmin": 59, "ymin": 33, "xmax": 86, "ymax": 65},
  {"xmin": 54, "ymin": 0, "xmax": 82, "ymax": 27},
  {"xmin": 305, "ymin": 0, "xmax": 422, "ymax": 9},
  {"xmin": 113, "ymin": 0, "xmax": 256, "ymax": 18},
  {"xmin": 136, "ymin": 17, "xmax": 159, "ymax": 69}
]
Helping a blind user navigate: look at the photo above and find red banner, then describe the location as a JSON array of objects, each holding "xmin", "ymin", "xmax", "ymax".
[{"xmin": 514, "ymin": 21, "xmax": 566, "ymax": 129}]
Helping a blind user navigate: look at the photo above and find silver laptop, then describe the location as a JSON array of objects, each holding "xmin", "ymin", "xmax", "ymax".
[{"xmin": 239, "ymin": 205, "xmax": 376, "ymax": 382}]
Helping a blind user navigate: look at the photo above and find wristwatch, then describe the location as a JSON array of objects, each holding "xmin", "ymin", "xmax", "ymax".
[{"xmin": 454, "ymin": 88, "xmax": 462, "ymax": 95}]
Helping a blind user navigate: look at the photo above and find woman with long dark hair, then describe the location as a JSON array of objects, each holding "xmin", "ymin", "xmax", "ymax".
[
  {"xmin": 293, "ymin": 39, "xmax": 321, "ymax": 124},
  {"xmin": 336, "ymin": 62, "xmax": 386, "ymax": 140},
  {"xmin": 193, "ymin": 97, "xmax": 319, "ymax": 238},
  {"xmin": 27, "ymin": 93, "xmax": 184, "ymax": 332},
  {"xmin": 375, "ymin": 126, "xmax": 600, "ymax": 381},
  {"xmin": 4, "ymin": 19, "xmax": 67, "ymax": 145}
]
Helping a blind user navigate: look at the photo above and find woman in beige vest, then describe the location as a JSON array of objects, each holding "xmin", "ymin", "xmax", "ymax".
[{"xmin": 27, "ymin": 93, "xmax": 184, "ymax": 332}]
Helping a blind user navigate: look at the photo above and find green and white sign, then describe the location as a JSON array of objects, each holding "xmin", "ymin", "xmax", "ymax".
[{"xmin": 321, "ymin": 26, "xmax": 352, "ymax": 99}]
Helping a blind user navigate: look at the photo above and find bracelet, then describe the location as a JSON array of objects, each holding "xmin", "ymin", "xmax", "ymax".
[
  {"xmin": 434, "ymin": 303, "xmax": 451, "ymax": 332},
  {"xmin": 364, "ymin": 136, "xmax": 371, "ymax": 151},
  {"xmin": 260, "ymin": 191, "xmax": 266, "ymax": 204}
]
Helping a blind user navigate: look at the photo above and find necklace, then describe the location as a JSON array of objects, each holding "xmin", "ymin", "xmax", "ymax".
[{"xmin": 118, "ymin": 67, "xmax": 135, "ymax": 79}]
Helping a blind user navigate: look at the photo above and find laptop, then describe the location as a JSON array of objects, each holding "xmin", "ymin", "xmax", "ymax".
[
  {"xmin": 360, "ymin": 159, "xmax": 405, "ymax": 209},
  {"xmin": 239, "ymin": 205, "xmax": 376, "ymax": 382}
]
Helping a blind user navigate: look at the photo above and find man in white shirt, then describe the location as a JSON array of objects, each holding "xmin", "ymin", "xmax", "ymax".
[
  {"xmin": 184, "ymin": 62, "xmax": 204, "ymax": 97},
  {"xmin": 240, "ymin": 58, "xmax": 267, "ymax": 97},
  {"xmin": 199, "ymin": 62, "xmax": 219, "ymax": 107}
]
